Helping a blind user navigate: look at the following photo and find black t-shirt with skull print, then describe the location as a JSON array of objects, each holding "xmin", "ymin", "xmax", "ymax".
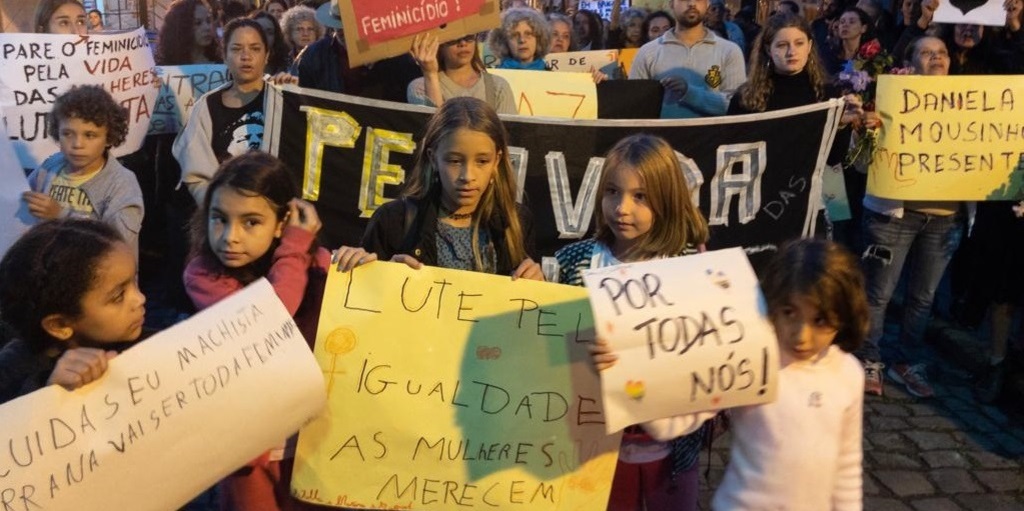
[{"xmin": 208, "ymin": 87, "xmax": 266, "ymax": 163}]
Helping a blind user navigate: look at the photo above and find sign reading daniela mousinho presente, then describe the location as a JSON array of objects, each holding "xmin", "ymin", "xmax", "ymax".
[
  {"xmin": 0, "ymin": 28, "xmax": 160, "ymax": 169},
  {"xmin": 581, "ymin": 248, "xmax": 779, "ymax": 434},
  {"xmin": 0, "ymin": 279, "xmax": 326, "ymax": 511},
  {"xmin": 291, "ymin": 262, "xmax": 621, "ymax": 510},
  {"xmin": 869, "ymin": 74, "xmax": 1024, "ymax": 201}
]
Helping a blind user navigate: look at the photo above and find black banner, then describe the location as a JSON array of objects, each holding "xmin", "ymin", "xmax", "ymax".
[{"xmin": 264, "ymin": 86, "xmax": 842, "ymax": 262}]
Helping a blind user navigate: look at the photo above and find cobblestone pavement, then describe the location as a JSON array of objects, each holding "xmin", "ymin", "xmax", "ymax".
[{"xmin": 696, "ymin": 321, "xmax": 1024, "ymax": 510}]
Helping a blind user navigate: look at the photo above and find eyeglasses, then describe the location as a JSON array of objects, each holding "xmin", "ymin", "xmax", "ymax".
[{"xmin": 442, "ymin": 34, "xmax": 476, "ymax": 46}]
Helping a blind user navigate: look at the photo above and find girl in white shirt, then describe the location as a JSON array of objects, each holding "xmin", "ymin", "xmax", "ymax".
[{"xmin": 594, "ymin": 238, "xmax": 869, "ymax": 511}]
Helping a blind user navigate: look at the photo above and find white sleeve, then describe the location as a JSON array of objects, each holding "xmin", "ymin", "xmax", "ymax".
[{"xmin": 641, "ymin": 410, "xmax": 718, "ymax": 441}]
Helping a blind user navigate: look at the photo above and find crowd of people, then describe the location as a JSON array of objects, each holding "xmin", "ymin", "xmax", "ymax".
[{"xmin": 3, "ymin": 0, "xmax": 1024, "ymax": 509}]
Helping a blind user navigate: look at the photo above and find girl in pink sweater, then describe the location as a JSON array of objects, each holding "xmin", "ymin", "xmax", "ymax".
[{"xmin": 183, "ymin": 151, "xmax": 330, "ymax": 511}]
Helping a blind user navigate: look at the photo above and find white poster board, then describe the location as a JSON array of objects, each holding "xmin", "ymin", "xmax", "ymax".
[
  {"xmin": 933, "ymin": 0, "xmax": 1007, "ymax": 25},
  {"xmin": 581, "ymin": 248, "xmax": 779, "ymax": 433},
  {"xmin": 544, "ymin": 49, "xmax": 621, "ymax": 77},
  {"xmin": 0, "ymin": 28, "xmax": 160, "ymax": 169},
  {"xmin": 0, "ymin": 279, "xmax": 327, "ymax": 511}
]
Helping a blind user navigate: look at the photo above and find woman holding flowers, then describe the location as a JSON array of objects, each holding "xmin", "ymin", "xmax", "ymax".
[{"xmin": 821, "ymin": 7, "xmax": 879, "ymax": 76}]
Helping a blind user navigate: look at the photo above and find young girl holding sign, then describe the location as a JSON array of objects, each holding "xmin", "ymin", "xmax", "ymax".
[
  {"xmin": 0, "ymin": 219, "xmax": 145, "ymax": 403},
  {"xmin": 594, "ymin": 238, "xmax": 868, "ymax": 510},
  {"xmin": 555, "ymin": 133, "xmax": 710, "ymax": 511},
  {"xmin": 184, "ymin": 151, "xmax": 331, "ymax": 510},
  {"xmin": 334, "ymin": 97, "xmax": 543, "ymax": 281}
]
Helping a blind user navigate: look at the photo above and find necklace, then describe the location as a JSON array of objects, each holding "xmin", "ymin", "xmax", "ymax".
[{"xmin": 441, "ymin": 205, "xmax": 474, "ymax": 220}]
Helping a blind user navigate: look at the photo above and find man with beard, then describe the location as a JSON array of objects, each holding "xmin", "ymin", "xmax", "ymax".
[{"xmin": 628, "ymin": 0, "xmax": 746, "ymax": 118}]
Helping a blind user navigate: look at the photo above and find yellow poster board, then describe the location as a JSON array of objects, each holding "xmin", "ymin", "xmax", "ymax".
[
  {"xmin": 868, "ymin": 74, "xmax": 1024, "ymax": 200},
  {"xmin": 489, "ymin": 69, "xmax": 599, "ymax": 119},
  {"xmin": 617, "ymin": 47, "xmax": 639, "ymax": 78},
  {"xmin": 292, "ymin": 262, "xmax": 621, "ymax": 510}
]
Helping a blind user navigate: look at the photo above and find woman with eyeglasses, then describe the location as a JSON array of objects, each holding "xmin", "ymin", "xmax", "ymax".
[{"xmin": 408, "ymin": 32, "xmax": 517, "ymax": 114}]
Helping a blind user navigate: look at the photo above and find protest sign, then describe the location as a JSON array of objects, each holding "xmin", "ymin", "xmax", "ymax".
[
  {"xmin": 631, "ymin": 0, "xmax": 669, "ymax": 12},
  {"xmin": 581, "ymin": 248, "xmax": 779, "ymax": 433},
  {"xmin": 822, "ymin": 162, "xmax": 851, "ymax": 221},
  {"xmin": 263, "ymin": 86, "xmax": 844, "ymax": 261},
  {"xmin": 0, "ymin": 118, "xmax": 32, "ymax": 258},
  {"xmin": 617, "ymin": 47, "xmax": 638, "ymax": 78},
  {"xmin": 933, "ymin": 0, "xmax": 1008, "ymax": 25},
  {"xmin": 0, "ymin": 279, "xmax": 326, "ymax": 511},
  {"xmin": 339, "ymin": 0, "xmax": 500, "ymax": 67},
  {"xmin": 868, "ymin": 75, "xmax": 1024, "ymax": 200},
  {"xmin": 291, "ymin": 262, "xmax": 621, "ymax": 510},
  {"xmin": 544, "ymin": 49, "xmax": 621, "ymax": 77},
  {"xmin": 149, "ymin": 64, "xmax": 229, "ymax": 135},
  {"xmin": 489, "ymin": 69, "xmax": 599, "ymax": 119},
  {"xmin": 0, "ymin": 28, "xmax": 160, "ymax": 169},
  {"xmin": 578, "ymin": 0, "xmax": 627, "ymax": 19}
]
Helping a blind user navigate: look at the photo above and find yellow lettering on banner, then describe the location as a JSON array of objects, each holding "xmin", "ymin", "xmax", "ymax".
[
  {"xmin": 868, "ymin": 75, "xmax": 1024, "ymax": 201},
  {"xmin": 300, "ymin": 107, "xmax": 361, "ymax": 201},
  {"xmin": 360, "ymin": 128, "xmax": 415, "ymax": 218}
]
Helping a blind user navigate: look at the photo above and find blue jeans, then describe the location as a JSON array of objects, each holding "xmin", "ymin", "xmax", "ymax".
[{"xmin": 857, "ymin": 209, "xmax": 964, "ymax": 364}]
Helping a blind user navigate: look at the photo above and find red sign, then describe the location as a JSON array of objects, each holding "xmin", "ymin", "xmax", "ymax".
[{"xmin": 353, "ymin": 0, "xmax": 487, "ymax": 43}]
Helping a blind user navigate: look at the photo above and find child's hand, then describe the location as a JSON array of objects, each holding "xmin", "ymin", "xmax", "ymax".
[
  {"xmin": 512, "ymin": 258, "xmax": 544, "ymax": 281},
  {"xmin": 22, "ymin": 191, "xmax": 62, "ymax": 220},
  {"xmin": 333, "ymin": 246, "xmax": 378, "ymax": 272},
  {"xmin": 590, "ymin": 338, "xmax": 618, "ymax": 372},
  {"xmin": 287, "ymin": 199, "xmax": 322, "ymax": 235},
  {"xmin": 391, "ymin": 254, "xmax": 423, "ymax": 269},
  {"xmin": 47, "ymin": 348, "xmax": 117, "ymax": 391}
]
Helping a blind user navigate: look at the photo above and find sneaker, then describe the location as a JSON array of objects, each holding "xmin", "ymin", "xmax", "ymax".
[
  {"xmin": 864, "ymin": 361, "xmax": 885, "ymax": 396},
  {"xmin": 888, "ymin": 364, "xmax": 934, "ymax": 398}
]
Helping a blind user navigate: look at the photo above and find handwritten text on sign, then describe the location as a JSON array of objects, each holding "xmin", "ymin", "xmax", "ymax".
[
  {"xmin": 0, "ymin": 279, "xmax": 326, "ymax": 511},
  {"xmin": 353, "ymin": 0, "xmax": 485, "ymax": 43},
  {"xmin": 869, "ymin": 74, "xmax": 1024, "ymax": 201},
  {"xmin": 149, "ymin": 64, "xmax": 228, "ymax": 135},
  {"xmin": 489, "ymin": 69, "xmax": 598, "ymax": 119},
  {"xmin": 581, "ymin": 248, "xmax": 779, "ymax": 434},
  {"xmin": 0, "ymin": 28, "xmax": 160, "ymax": 169},
  {"xmin": 292, "ymin": 262, "xmax": 621, "ymax": 510}
]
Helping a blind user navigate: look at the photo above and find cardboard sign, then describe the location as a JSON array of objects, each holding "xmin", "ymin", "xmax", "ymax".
[
  {"xmin": 0, "ymin": 28, "xmax": 160, "ymax": 169},
  {"xmin": 488, "ymin": 69, "xmax": 598, "ymax": 118},
  {"xmin": 340, "ymin": 0, "xmax": 500, "ymax": 67},
  {"xmin": 868, "ymin": 74, "xmax": 1024, "ymax": 200},
  {"xmin": 291, "ymin": 262, "xmax": 621, "ymax": 510},
  {"xmin": 0, "ymin": 279, "xmax": 327, "ymax": 511},
  {"xmin": 617, "ymin": 47, "xmax": 638, "ymax": 78},
  {"xmin": 149, "ymin": 64, "xmax": 229, "ymax": 135},
  {"xmin": 581, "ymin": 248, "xmax": 779, "ymax": 433}
]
